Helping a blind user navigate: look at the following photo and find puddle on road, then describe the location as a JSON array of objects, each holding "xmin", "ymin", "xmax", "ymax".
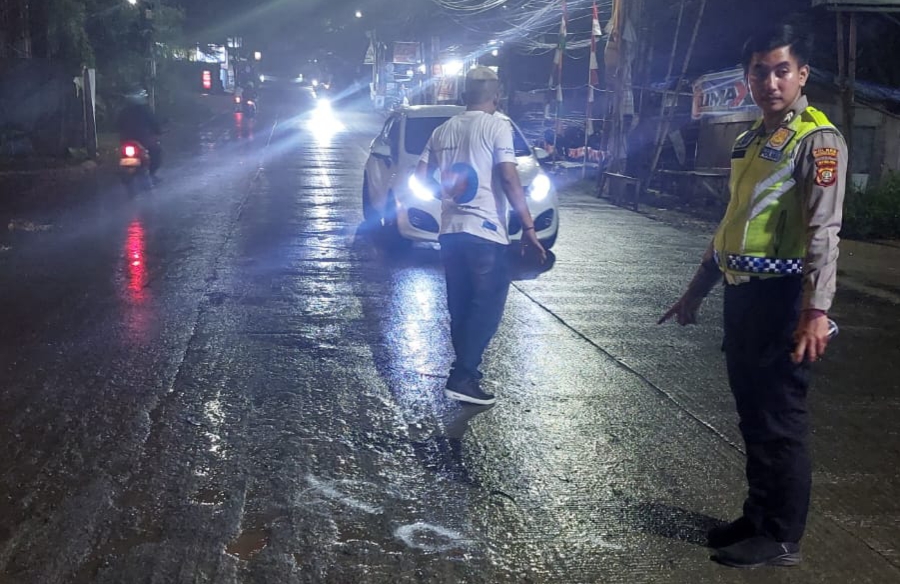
[{"xmin": 226, "ymin": 526, "xmax": 270, "ymax": 561}]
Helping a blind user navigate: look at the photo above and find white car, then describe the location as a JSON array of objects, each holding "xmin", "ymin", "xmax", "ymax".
[{"xmin": 363, "ymin": 105, "xmax": 559, "ymax": 248}]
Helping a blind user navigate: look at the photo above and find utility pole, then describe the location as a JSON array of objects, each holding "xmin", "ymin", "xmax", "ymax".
[
  {"xmin": 836, "ymin": 11, "xmax": 856, "ymax": 176},
  {"xmin": 138, "ymin": 1, "xmax": 156, "ymax": 111}
]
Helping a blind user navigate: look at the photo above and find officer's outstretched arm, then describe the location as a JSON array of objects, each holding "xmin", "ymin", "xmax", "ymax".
[{"xmin": 659, "ymin": 238, "xmax": 721, "ymax": 326}]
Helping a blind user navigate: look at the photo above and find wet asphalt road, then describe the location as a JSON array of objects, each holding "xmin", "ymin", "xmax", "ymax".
[{"xmin": 0, "ymin": 103, "xmax": 898, "ymax": 584}]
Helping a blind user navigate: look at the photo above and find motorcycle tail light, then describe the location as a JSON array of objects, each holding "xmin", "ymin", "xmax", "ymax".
[{"xmin": 123, "ymin": 145, "xmax": 137, "ymax": 158}]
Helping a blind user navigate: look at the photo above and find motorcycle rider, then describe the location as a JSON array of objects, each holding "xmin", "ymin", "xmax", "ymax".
[
  {"xmin": 117, "ymin": 89, "xmax": 162, "ymax": 184},
  {"xmin": 242, "ymin": 81, "xmax": 259, "ymax": 114}
]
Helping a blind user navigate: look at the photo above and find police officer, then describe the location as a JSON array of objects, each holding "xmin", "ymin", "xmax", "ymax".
[{"xmin": 659, "ymin": 21, "xmax": 846, "ymax": 568}]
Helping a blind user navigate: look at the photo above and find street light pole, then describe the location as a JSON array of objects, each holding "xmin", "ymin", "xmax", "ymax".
[{"xmin": 136, "ymin": 1, "xmax": 156, "ymax": 111}]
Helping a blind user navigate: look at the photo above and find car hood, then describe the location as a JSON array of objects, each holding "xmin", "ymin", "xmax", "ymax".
[{"xmin": 514, "ymin": 155, "xmax": 542, "ymax": 187}]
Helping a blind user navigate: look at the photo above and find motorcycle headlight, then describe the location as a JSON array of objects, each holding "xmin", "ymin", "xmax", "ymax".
[
  {"xmin": 529, "ymin": 173, "xmax": 552, "ymax": 202},
  {"xmin": 408, "ymin": 174, "xmax": 438, "ymax": 201}
]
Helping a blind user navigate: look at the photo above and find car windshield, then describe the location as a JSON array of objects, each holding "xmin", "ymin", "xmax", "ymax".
[
  {"xmin": 511, "ymin": 124, "xmax": 531, "ymax": 157},
  {"xmin": 404, "ymin": 117, "xmax": 450, "ymax": 155}
]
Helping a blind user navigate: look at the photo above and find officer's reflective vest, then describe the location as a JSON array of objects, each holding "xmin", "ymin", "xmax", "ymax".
[{"xmin": 714, "ymin": 106, "xmax": 836, "ymax": 278}]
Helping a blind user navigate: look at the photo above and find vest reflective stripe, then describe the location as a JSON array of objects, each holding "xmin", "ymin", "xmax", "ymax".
[
  {"xmin": 714, "ymin": 106, "xmax": 836, "ymax": 277},
  {"xmin": 751, "ymin": 177, "xmax": 796, "ymax": 220}
]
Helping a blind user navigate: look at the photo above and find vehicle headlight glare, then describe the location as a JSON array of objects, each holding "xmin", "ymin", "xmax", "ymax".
[
  {"xmin": 529, "ymin": 173, "xmax": 551, "ymax": 201},
  {"xmin": 408, "ymin": 174, "xmax": 437, "ymax": 201}
]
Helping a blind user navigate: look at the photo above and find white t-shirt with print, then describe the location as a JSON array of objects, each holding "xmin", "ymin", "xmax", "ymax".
[{"xmin": 420, "ymin": 110, "xmax": 517, "ymax": 245}]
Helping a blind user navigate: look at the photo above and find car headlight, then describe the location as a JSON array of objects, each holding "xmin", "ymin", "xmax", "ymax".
[
  {"xmin": 408, "ymin": 174, "xmax": 438, "ymax": 201},
  {"xmin": 529, "ymin": 173, "xmax": 552, "ymax": 202}
]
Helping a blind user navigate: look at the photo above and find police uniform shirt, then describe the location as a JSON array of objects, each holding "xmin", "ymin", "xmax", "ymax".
[{"xmin": 706, "ymin": 95, "xmax": 847, "ymax": 313}]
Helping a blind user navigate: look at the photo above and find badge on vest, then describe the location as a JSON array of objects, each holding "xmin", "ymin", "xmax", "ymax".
[
  {"xmin": 765, "ymin": 128, "xmax": 796, "ymax": 151},
  {"xmin": 759, "ymin": 147, "xmax": 783, "ymax": 162}
]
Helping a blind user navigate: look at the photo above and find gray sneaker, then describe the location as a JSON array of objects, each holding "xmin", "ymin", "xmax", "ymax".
[{"xmin": 445, "ymin": 377, "xmax": 496, "ymax": 405}]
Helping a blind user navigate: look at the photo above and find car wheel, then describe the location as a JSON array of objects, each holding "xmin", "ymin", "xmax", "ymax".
[{"xmin": 362, "ymin": 174, "xmax": 378, "ymax": 223}]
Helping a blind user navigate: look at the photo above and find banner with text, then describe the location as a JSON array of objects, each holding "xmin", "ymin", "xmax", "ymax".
[
  {"xmin": 392, "ymin": 42, "xmax": 420, "ymax": 64},
  {"xmin": 692, "ymin": 67, "xmax": 757, "ymax": 120}
]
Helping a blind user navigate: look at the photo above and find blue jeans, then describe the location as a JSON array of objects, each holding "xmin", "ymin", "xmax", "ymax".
[{"xmin": 439, "ymin": 233, "xmax": 510, "ymax": 382}]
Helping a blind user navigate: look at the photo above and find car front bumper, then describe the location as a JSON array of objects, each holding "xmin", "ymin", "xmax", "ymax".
[{"xmin": 395, "ymin": 189, "xmax": 559, "ymax": 245}]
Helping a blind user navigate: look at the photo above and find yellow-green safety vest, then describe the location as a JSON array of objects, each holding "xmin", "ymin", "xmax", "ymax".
[{"xmin": 714, "ymin": 106, "xmax": 836, "ymax": 278}]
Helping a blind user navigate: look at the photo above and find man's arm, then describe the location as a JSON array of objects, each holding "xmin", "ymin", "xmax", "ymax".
[
  {"xmin": 493, "ymin": 122, "xmax": 545, "ymax": 260},
  {"xmin": 791, "ymin": 129, "xmax": 847, "ymax": 362},
  {"xmin": 414, "ymin": 137, "xmax": 437, "ymax": 192},
  {"xmin": 497, "ymin": 161, "xmax": 545, "ymax": 261}
]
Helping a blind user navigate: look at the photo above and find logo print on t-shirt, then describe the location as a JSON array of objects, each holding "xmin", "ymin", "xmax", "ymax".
[{"xmin": 442, "ymin": 163, "xmax": 479, "ymax": 204}]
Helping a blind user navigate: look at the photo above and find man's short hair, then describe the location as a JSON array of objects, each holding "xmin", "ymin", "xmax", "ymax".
[
  {"xmin": 463, "ymin": 66, "xmax": 500, "ymax": 106},
  {"xmin": 741, "ymin": 19, "xmax": 814, "ymax": 73}
]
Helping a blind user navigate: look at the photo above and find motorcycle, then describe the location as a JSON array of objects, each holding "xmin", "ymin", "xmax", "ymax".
[
  {"xmin": 234, "ymin": 94, "xmax": 257, "ymax": 118},
  {"xmin": 119, "ymin": 140, "xmax": 152, "ymax": 193}
]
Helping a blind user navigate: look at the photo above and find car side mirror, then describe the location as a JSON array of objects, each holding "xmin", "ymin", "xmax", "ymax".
[
  {"xmin": 533, "ymin": 146, "xmax": 550, "ymax": 161},
  {"xmin": 371, "ymin": 141, "xmax": 392, "ymax": 168}
]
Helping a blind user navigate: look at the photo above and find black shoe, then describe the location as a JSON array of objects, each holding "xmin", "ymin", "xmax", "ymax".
[
  {"xmin": 445, "ymin": 378, "xmax": 496, "ymax": 405},
  {"xmin": 707, "ymin": 516, "xmax": 757, "ymax": 549},
  {"xmin": 712, "ymin": 536, "xmax": 801, "ymax": 569}
]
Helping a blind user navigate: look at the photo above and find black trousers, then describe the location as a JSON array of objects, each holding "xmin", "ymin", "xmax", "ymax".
[{"xmin": 723, "ymin": 276, "xmax": 811, "ymax": 543}]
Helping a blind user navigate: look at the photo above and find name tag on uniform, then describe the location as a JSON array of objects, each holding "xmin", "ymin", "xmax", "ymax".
[{"xmin": 759, "ymin": 147, "xmax": 782, "ymax": 162}]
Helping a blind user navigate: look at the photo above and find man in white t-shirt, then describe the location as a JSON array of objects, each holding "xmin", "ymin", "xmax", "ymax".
[{"xmin": 416, "ymin": 66, "xmax": 546, "ymax": 405}]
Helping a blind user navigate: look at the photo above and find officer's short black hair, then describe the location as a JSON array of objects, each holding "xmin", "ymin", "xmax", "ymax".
[{"xmin": 741, "ymin": 19, "xmax": 814, "ymax": 73}]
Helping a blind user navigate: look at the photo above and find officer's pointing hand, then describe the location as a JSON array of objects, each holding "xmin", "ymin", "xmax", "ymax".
[{"xmin": 658, "ymin": 293, "xmax": 703, "ymax": 326}]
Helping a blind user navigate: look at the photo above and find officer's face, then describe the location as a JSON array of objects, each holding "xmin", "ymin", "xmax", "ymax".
[{"xmin": 747, "ymin": 45, "xmax": 809, "ymax": 118}]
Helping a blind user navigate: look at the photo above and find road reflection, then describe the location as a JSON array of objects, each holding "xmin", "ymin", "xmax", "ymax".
[
  {"xmin": 125, "ymin": 219, "xmax": 147, "ymax": 302},
  {"xmin": 234, "ymin": 111, "xmax": 255, "ymax": 140},
  {"xmin": 119, "ymin": 217, "xmax": 155, "ymax": 342}
]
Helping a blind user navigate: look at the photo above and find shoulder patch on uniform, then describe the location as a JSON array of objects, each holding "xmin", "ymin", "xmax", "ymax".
[
  {"xmin": 815, "ymin": 158, "xmax": 838, "ymax": 187},
  {"xmin": 813, "ymin": 147, "xmax": 838, "ymax": 159},
  {"xmin": 766, "ymin": 128, "xmax": 796, "ymax": 151},
  {"xmin": 735, "ymin": 131, "xmax": 756, "ymax": 150}
]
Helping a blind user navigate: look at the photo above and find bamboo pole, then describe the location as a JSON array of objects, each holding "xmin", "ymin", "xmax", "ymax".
[
  {"xmin": 554, "ymin": 0, "xmax": 568, "ymax": 163},
  {"xmin": 647, "ymin": 0, "xmax": 707, "ymax": 184},
  {"xmin": 654, "ymin": 0, "xmax": 686, "ymax": 151}
]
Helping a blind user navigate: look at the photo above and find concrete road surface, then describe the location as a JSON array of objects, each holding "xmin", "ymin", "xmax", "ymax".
[{"xmin": 0, "ymin": 102, "xmax": 897, "ymax": 583}]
